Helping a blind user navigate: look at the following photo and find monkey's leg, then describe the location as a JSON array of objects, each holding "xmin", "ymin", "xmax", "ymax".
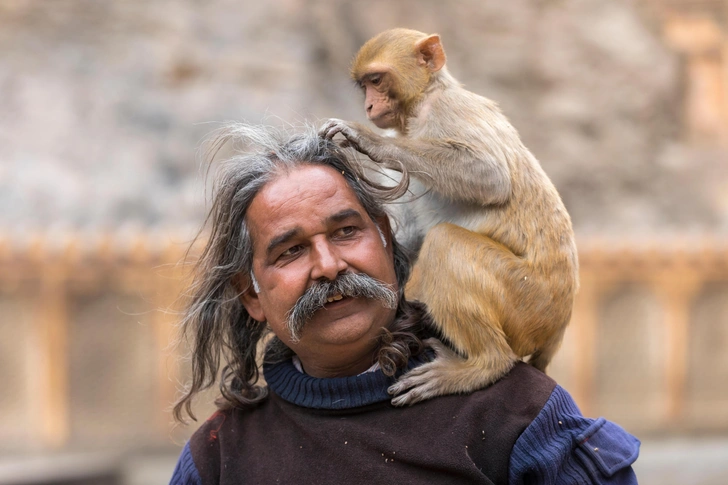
[
  {"xmin": 390, "ymin": 223, "xmax": 529, "ymax": 406},
  {"xmin": 389, "ymin": 334, "xmax": 517, "ymax": 407}
]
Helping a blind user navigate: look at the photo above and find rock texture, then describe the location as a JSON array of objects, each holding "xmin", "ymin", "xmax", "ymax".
[{"xmin": 0, "ymin": 0, "xmax": 726, "ymax": 234}]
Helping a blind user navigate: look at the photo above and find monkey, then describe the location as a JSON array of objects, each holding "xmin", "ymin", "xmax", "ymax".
[{"xmin": 319, "ymin": 28, "xmax": 579, "ymax": 406}]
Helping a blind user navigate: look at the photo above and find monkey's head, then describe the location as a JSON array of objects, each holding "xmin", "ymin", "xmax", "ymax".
[{"xmin": 351, "ymin": 28, "xmax": 446, "ymax": 133}]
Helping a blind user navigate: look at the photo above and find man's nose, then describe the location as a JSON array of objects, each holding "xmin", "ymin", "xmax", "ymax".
[{"xmin": 310, "ymin": 240, "xmax": 348, "ymax": 281}]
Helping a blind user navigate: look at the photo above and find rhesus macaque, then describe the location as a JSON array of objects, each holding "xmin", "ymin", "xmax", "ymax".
[{"xmin": 320, "ymin": 28, "xmax": 578, "ymax": 406}]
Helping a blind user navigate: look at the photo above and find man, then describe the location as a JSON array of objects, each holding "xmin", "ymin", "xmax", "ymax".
[{"xmin": 170, "ymin": 123, "xmax": 640, "ymax": 484}]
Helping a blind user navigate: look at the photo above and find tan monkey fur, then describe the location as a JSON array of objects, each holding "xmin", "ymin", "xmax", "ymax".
[{"xmin": 320, "ymin": 28, "xmax": 578, "ymax": 406}]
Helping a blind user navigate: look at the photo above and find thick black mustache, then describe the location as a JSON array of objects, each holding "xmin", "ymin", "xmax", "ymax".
[{"xmin": 285, "ymin": 272, "xmax": 397, "ymax": 342}]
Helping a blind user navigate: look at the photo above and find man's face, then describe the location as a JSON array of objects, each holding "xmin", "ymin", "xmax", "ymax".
[{"xmin": 240, "ymin": 165, "xmax": 398, "ymax": 377}]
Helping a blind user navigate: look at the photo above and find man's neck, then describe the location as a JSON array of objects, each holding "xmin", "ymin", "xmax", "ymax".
[
  {"xmin": 292, "ymin": 355, "xmax": 380, "ymax": 375},
  {"xmin": 296, "ymin": 350, "xmax": 379, "ymax": 378},
  {"xmin": 262, "ymin": 353, "xmax": 433, "ymax": 410}
]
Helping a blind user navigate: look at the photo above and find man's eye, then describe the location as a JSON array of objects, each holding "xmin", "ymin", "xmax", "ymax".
[
  {"xmin": 336, "ymin": 226, "xmax": 358, "ymax": 237},
  {"xmin": 280, "ymin": 245, "xmax": 303, "ymax": 258}
]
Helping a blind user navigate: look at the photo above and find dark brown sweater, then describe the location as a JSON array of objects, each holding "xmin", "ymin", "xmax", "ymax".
[{"xmin": 188, "ymin": 362, "xmax": 556, "ymax": 485}]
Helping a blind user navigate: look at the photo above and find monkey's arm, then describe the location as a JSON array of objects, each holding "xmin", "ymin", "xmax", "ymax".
[{"xmin": 320, "ymin": 119, "xmax": 511, "ymax": 206}]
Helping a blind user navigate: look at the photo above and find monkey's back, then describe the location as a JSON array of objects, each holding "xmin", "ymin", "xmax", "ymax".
[
  {"xmin": 409, "ymin": 76, "xmax": 577, "ymax": 271},
  {"xmin": 407, "ymin": 76, "xmax": 579, "ymax": 355}
]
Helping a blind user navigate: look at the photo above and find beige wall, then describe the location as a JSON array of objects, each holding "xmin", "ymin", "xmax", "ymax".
[{"xmin": 1, "ymin": 234, "xmax": 727, "ymax": 452}]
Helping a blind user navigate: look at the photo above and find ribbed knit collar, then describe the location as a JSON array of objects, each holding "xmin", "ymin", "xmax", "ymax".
[{"xmin": 263, "ymin": 354, "xmax": 430, "ymax": 410}]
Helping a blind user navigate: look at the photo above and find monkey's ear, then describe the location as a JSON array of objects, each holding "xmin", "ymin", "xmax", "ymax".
[{"xmin": 415, "ymin": 34, "xmax": 446, "ymax": 72}]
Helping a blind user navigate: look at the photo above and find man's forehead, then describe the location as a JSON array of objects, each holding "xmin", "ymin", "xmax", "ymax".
[
  {"xmin": 245, "ymin": 165, "xmax": 370, "ymax": 247},
  {"xmin": 259, "ymin": 167, "xmax": 341, "ymax": 206}
]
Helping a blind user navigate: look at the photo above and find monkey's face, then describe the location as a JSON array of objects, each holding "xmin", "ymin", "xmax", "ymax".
[
  {"xmin": 351, "ymin": 31, "xmax": 445, "ymax": 133},
  {"xmin": 360, "ymin": 72, "xmax": 399, "ymax": 130}
]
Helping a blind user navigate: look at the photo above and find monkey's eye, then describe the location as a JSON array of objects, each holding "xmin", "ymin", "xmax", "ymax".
[{"xmin": 370, "ymin": 76, "xmax": 382, "ymax": 86}]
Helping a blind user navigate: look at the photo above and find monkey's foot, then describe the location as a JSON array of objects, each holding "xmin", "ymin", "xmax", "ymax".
[{"xmin": 388, "ymin": 338, "xmax": 516, "ymax": 406}]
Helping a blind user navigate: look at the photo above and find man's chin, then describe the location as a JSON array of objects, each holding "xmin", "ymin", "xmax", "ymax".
[{"xmin": 297, "ymin": 299, "xmax": 384, "ymax": 342}]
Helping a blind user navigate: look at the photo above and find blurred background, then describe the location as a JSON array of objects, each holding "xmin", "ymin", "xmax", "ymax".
[{"xmin": 1, "ymin": 0, "xmax": 727, "ymax": 483}]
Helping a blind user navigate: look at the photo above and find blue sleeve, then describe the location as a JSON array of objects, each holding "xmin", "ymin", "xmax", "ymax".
[
  {"xmin": 509, "ymin": 385, "xmax": 640, "ymax": 485},
  {"xmin": 169, "ymin": 441, "xmax": 203, "ymax": 485}
]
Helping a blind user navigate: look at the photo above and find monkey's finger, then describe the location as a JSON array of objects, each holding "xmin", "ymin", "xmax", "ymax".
[
  {"xmin": 391, "ymin": 388, "xmax": 426, "ymax": 407},
  {"xmin": 388, "ymin": 382, "xmax": 416, "ymax": 398},
  {"xmin": 317, "ymin": 122, "xmax": 334, "ymax": 139},
  {"xmin": 388, "ymin": 378, "xmax": 414, "ymax": 396},
  {"xmin": 338, "ymin": 137, "xmax": 366, "ymax": 153},
  {"xmin": 321, "ymin": 126, "xmax": 343, "ymax": 140},
  {"xmin": 390, "ymin": 377, "xmax": 443, "ymax": 406},
  {"xmin": 327, "ymin": 123, "xmax": 359, "ymax": 144},
  {"xmin": 318, "ymin": 118, "xmax": 346, "ymax": 139},
  {"xmin": 318, "ymin": 118, "xmax": 342, "ymax": 130},
  {"xmin": 387, "ymin": 362, "xmax": 437, "ymax": 394}
]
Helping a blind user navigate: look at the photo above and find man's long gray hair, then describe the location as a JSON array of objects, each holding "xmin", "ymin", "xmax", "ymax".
[{"xmin": 173, "ymin": 123, "xmax": 430, "ymax": 423}]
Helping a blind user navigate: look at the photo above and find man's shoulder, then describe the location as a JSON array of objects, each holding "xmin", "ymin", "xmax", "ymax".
[
  {"xmin": 189, "ymin": 409, "xmax": 233, "ymax": 446},
  {"xmin": 496, "ymin": 361, "xmax": 557, "ymax": 393},
  {"xmin": 468, "ymin": 361, "xmax": 557, "ymax": 409},
  {"xmin": 185, "ymin": 411, "xmax": 226, "ymax": 485},
  {"xmin": 187, "ymin": 402, "xmax": 273, "ymax": 483},
  {"xmin": 412, "ymin": 362, "xmax": 558, "ymax": 448},
  {"xmin": 187, "ymin": 410, "xmax": 228, "ymax": 480},
  {"xmin": 189, "ymin": 401, "xmax": 271, "ymax": 444}
]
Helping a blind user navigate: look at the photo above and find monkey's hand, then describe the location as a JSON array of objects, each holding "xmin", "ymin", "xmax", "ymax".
[
  {"xmin": 319, "ymin": 118, "xmax": 396, "ymax": 167},
  {"xmin": 388, "ymin": 338, "xmax": 462, "ymax": 406}
]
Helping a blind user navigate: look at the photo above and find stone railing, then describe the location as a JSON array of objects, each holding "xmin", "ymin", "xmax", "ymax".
[
  {"xmin": 1, "ymin": 232, "xmax": 727, "ymax": 450},
  {"xmin": 550, "ymin": 236, "xmax": 728, "ymax": 433},
  {"xmin": 0, "ymin": 231, "xmax": 193, "ymax": 451}
]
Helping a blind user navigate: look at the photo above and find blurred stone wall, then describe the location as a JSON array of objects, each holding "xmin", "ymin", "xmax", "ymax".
[{"xmin": 1, "ymin": 0, "xmax": 726, "ymax": 234}]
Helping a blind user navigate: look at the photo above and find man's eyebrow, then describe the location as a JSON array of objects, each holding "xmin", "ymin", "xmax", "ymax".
[
  {"xmin": 328, "ymin": 208, "xmax": 364, "ymax": 224},
  {"xmin": 266, "ymin": 227, "xmax": 301, "ymax": 257}
]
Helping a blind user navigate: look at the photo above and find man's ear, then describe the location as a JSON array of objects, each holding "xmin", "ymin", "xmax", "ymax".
[{"xmin": 237, "ymin": 274, "xmax": 266, "ymax": 322}]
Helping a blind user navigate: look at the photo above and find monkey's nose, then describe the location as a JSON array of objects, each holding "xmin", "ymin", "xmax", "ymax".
[{"xmin": 366, "ymin": 104, "xmax": 373, "ymax": 114}]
